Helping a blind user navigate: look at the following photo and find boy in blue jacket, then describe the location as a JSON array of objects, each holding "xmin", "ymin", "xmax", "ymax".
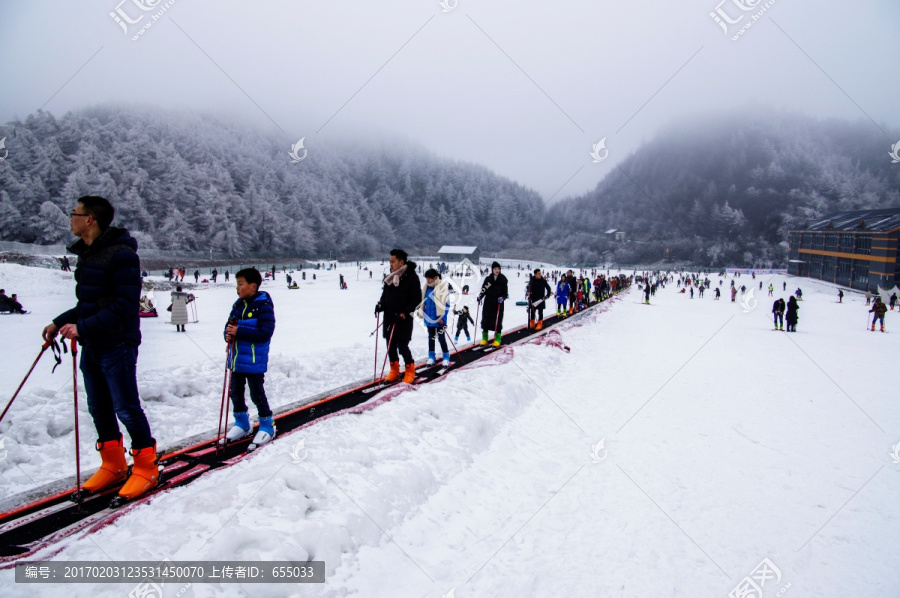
[
  {"xmin": 224, "ymin": 268, "xmax": 277, "ymax": 447},
  {"xmin": 556, "ymin": 278, "xmax": 570, "ymax": 317}
]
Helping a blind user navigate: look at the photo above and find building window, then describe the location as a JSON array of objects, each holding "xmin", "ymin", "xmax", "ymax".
[
  {"xmin": 854, "ymin": 263, "xmax": 869, "ymax": 284},
  {"xmin": 813, "ymin": 235, "xmax": 825, "ymax": 250},
  {"xmin": 825, "ymin": 235, "xmax": 838, "ymax": 250},
  {"xmin": 840, "ymin": 235, "xmax": 853, "ymax": 251},
  {"xmin": 823, "ymin": 256, "xmax": 837, "ymax": 278},
  {"xmin": 855, "ymin": 236, "xmax": 871, "ymax": 254},
  {"xmin": 809, "ymin": 256, "xmax": 823, "ymax": 277},
  {"xmin": 838, "ymin": 258, "xmax": 852, "ymax": 280}
]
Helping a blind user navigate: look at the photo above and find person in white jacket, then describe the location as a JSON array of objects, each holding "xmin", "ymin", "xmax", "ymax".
[
  {"xmin": 417, "ymin": 268, "xmax": 451, "ymax": 367},
  {"xmin": 169, "ymin": 286, "xmax": 195, "ymax": 332}
]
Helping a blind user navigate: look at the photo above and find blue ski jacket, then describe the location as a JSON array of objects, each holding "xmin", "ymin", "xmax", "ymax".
[
  {"xmin": 556, "ymin": 281, "xmax": 570, "ymax": 302},
  {"xmin": 225, "ymin": 291, "xmax": 275, "ymax": 374},
  {"xmin": 422, "ymin": 285, "xmax": 450, "ymax": 328}
]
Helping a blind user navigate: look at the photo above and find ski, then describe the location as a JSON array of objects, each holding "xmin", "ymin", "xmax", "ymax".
[{"xmin": 361, "ymin": 380, "xmax": 400, "ymax": 394}]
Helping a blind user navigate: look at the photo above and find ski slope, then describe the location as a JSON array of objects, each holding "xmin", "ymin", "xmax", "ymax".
[{"xmin": 1, "ymin": 264, "xmax": 898, "ymax": 597}]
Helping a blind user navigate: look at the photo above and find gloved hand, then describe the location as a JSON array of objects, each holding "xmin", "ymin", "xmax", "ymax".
[
  {"xmin": 477, "ymin": 296, "xmax": 483, "ymax": 305},
  {"xmin": 374, "ymin": 303, "xmax": 383, "ymax": 315},
  {"xmin": 498, "ymin": 297, "xmax": 504, "ymax": 304}
]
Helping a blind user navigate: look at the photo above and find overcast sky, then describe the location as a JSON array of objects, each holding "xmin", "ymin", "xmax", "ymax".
[{"xmin": 2, "ymin": 0, "xmax": 898, "ymax": 201}]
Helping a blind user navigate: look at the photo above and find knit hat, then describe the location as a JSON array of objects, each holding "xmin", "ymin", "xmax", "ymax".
[{"xmin": 491, "ymin": 261, "xmax": 501, "ymax": 270}]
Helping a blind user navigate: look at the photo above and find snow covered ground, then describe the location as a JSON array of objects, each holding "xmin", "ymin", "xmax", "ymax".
[{"xmin": 1, "ymin": 264, "xmax": 899, "ymax": 597}]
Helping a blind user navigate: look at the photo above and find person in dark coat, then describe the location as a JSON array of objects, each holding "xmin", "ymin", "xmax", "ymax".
[
  {"xmin": 526, "ymin": 269, "xmax": 552, "ymax": 330},
  {"xmin": 477, "ymin": 261, "xmax": 509, "ymax": 346},
  {"xmin": 785, "ymin": 296, "xmax": 799, "ymax": 331},
  {"xmin": 41, "ymin": 196, "xmax": 157, "ymax": 501},
  {"xmin": 375, "ymin": 249, "xmax": 422, "ymax": 383},
  {"xmin": 566, "ymin": 271, "xmax": 578, "ymax": 314},
  {"xmin": 772, "ymin": 297, "xmax": 785, "ymax": 331},
  {"xmin": 870, "ymin": 296, "xmax": 887, "ymax": 332}
]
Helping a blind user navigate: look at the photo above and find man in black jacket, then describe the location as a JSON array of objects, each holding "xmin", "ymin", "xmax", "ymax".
[
  {"xmin": 42, "ymin": 196, "xmax": 157, "ymax": 501},
  {"xmin": 526, "ymin": 269, "xmax": 552, "ymax": 330},
  {"xmin": 772, "ymin": 297, "xmax": 785, "ymax": 331},
  {"xmin": 376, "ymin": 249, "xmax": 422, "ymax": 383},
  {"xmin": 478, "ymin": 261, "xmax": 509, "ymax": 346}
]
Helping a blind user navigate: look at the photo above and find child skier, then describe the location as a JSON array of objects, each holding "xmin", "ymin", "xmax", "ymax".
[
  {"xmin": 556, "ymin": 277, "xmax": 570, "ymax": 316},
  {"xmin": 224, "ymin": 268, "xmax": 277, "ymax": 447},
  {"xmin": 418, "ymin": 268, "xmax": 451, "ymax": 366},
  {"xmin": 454, "ymin": 305, "xmax": 474, "ymax": 342}
]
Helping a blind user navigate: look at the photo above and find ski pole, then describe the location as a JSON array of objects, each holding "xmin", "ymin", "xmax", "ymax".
[
  {"xmin": 216, "ymin": 341, "xmax": 234, "ymax": 446},
  {"xmin": 217, "ymin": 320, "xmax": 236, "ymax": 449},
  {"xmin": 474, "ymin": 300, "xmax": 481, "ymax": 343},
  {"xmin": 217, "ymin": 340, "xmax": 234, "ymax": 450},
  {"xmin": 368, "ymin": 320, "xmax": 384, "ymax": 337},
  {"xmin": 373, "ymin": 313, "xmax": 380, "ymax": 383},
  {"xmin": 444, "ymin": 326, "xmax": 465, "ymax": 364},
  {"xmin": 379, "ymin": 323, "xmax": 396, "ymax": 380},
  {"xmin": 0, "ymin": 341, "xmax": 50, "ymax": 425},
  {"xmin": 71, "ymin": 339, "xmax": 82, "ymax": 504}
]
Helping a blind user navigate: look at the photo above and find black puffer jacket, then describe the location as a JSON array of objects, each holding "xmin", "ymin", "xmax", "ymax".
[
  {"xmin": 53, "ymin": 227, "xmax": 142, "ymax": 348},
  {"xmin": 377, "ymin": 261, "xmax": 422, "ymax": 333},
  {"xmin": 527, "ymin": 277, "xmax": 552, "ymax": 309}
]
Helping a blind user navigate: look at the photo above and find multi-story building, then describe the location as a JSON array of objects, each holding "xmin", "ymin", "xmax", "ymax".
[{"xmin": 787, "ymin": 208, "xmax": 900, "ymax": 290}]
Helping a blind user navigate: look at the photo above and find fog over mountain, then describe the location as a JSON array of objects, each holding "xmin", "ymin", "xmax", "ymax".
[
  {"xmin": 1, "ymin": 106, "xmax": 898, "ymax": 266},
  {"xmin": 546, "ymin": 111, "xmax": 900, "ymax": 266}
]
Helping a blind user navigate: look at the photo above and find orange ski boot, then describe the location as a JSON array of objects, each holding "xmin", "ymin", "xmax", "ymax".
[
  {"xmin": 118, "ymin": 444, "xmax": 159, "ymax": 500},
  {"xmin": 82, "ymin": 435, "xmax": 128, "ymax": 493},
  {"xmin": 385, "ymin": 361, "xmax": 401, "ymax": 382},
  {"xmin": 535, "ymin": 320, "xmax": 543, "ymax": 331},
  {"xmin": 402, "ymin": 363, "xmax": 416, "ymax": 384}
]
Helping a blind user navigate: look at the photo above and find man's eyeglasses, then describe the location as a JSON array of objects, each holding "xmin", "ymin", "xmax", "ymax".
[{"xmin": 69, "ymin": 213, "xmax": 90, "ymax": 218}]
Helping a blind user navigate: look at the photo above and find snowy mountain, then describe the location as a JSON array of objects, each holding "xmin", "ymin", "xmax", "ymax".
[
  {"xmin": 547, "ymin": 112, "xmax": 900, "ymax": 267},
  {"xmin": 0, "ymin": 107, "xmax": 544, "ymax": 256}
]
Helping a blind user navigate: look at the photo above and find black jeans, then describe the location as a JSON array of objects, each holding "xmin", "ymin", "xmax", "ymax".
[
  {"xmin": 427, "ymin": 326, "xmax": 449, "ymax": 353},
  {"xmin": 81, "ymin": 343, "xmax": 155, "ymax": 449},
  {"xmin": 385, "ymin": 317, "xmax": 414, "ymax": 365},
  {"xmin": 230, "ymin": 372, "xmax": 272, "ymax": 417},
  {"xmin": 774, "ymin": 313, "xmax": 783, "ymax": 327}
]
